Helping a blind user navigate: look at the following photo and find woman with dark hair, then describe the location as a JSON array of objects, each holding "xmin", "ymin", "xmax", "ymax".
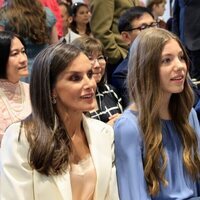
[
  {"xmin": 70, "ymin": 2, "xmax": 91, "ymax": 36},
  {"xmin": 72, "ymin": 36, "xmax": 123, "ymax": 126},
  {"xmin": 0, "ymin": 31, "xmax": 31, "ymax": 144},
  {"xmin": 1, "ymin": 42, "xmax": 119, "ymax": 199},
  {"xmin": 114, "ymin": 28, "xmax": 200, "ymax": 199},
  {"xmin": 0, "ymin": 0, "xmax": 58, "ymax": 82}
]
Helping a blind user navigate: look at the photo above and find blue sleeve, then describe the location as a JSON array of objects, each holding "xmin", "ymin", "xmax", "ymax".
[
  {"xmin": 189, "ymin": 109, "xmax": 200, "ymax": 153},
  {"xmin": 44, "ymin": 7, "xmax": 56, "ymax": 28},
  {"xmin": 114, "ymin": 113, "xmax": 151, "ymax": 200}
]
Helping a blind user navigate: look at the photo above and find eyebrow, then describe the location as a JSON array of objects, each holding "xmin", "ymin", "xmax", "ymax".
[{"xmin": 10, "ymin": 47, "xmax": 25, "ymax": 52}]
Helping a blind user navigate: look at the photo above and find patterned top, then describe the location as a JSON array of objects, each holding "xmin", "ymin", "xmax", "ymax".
[
  {"xmin": 89, "ymin": 84, "xmax": 123, "ymax": 123},
  {"xmin": 0, "ymin": 79, "xmax": 31, "ymax": 139}
]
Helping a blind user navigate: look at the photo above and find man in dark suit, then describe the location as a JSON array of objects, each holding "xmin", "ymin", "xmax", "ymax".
[
  {"xmin": 172, "ymin": 0, "xmax": 200, "ymax": 81},
  {"xmin": 111, "ymin": 6, "xmax": 155, "ymax": 108}
]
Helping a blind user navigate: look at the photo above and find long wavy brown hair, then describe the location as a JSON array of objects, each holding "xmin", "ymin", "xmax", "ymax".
[
  {"xmin": 0, "ymin": 0, "xmax": 49, "ymax": 44},
  {"xmin": 21, "ymin": 43, "xmax": 82, "ymax": 176},
  {"xmin": 128, "ymin": 28, "xmax": 200, "ymax": 196}
]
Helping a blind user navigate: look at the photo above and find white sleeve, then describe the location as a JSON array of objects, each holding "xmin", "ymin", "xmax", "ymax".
[{"xmin": 0, "ymin": 122, "xmax": 34, "ymax": 200}]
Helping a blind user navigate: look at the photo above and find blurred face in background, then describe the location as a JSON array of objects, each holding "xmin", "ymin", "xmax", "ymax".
[
  {"xmin": 6, "ymin": 36, "xmax": 28, "ymax": 83},
  {"xmin": 153, "ymin": 2, "xmax": 166, "ymax": 17},
  {"xmin": 59, "ymin": 4, "xmax": 72, "ymax": 34},
  {"xmin": 88, "ymin": 51, "xmax": 106, "ymax": 84},
  {"xmin": 121, "ymin": 13, "xmax": 155, "ymax": 46},
  {"xmin": 74, "ymin": 5, "xmax": 90, "ymax": 25}
]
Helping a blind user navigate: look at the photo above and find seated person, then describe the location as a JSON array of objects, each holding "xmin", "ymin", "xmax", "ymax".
[
  {"xmin": 111, "ymin": 6, "xmax": 156, "ymax": 108},
  {"xmin": 72, "ymin": 36, "xmax": 123, "ymax": 126}
]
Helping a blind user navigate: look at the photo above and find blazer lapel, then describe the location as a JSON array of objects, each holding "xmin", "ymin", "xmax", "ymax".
[
  {"xmin": 82, "ymin": 116, "xmax": 112, "ymax": 199},
  {"xmin": 52, "ymin": 172, "xmax": 72, "ymax": 200}
]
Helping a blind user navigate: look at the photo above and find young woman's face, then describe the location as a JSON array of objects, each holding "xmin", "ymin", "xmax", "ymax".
[
  {"xmin": 74, "ymin": 5, "xmax": 90, "ymax": 25},
  {"xmin": 159, "ymin": 39, "xmax": 187, "ymax": 97},
  {"xmin": 88, "ymin": 51, "xmax": 106, "ymax": 83},
  {"xmin": 6, "ymin": 37, "xmax": 28, "ymax": 83},
  {"xmin": 53, "ymin": 53, "xmax": 96, "ymax": 114}
]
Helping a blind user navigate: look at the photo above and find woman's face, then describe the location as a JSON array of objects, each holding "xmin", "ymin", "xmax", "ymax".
[
  {"xmin": 6, "ymin": 37, "xmax": 28, "ymax": 83},
  {"xmin": 154, "ymin": 2, "xmax": 166, "ymax": 17},
  {"xmin": 52, "ymin": 53, "xmax": 96, "ymax": 114},
  {"xmin": 159, "ymin": 39, "xmax": 187, "ymax": 98},
  {"xmin": 88, "ymin": 51, "xmax": 106, "ymax": 84},
  {"xmin": 74, "ymin": 5, "xmax": 90, "ymax": 25}
]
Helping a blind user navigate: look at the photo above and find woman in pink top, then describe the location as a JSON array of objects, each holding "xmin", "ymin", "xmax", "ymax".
[{"xmin": 0, "ymin": 31, "xmax": 31, "ymax": 144}]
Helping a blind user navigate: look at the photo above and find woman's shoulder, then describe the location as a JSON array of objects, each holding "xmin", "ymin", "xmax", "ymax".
[
  {"xmin": 1, "ymin": 122, "xmax": 22, "ymax": 148},
  {"xmin": 83, "ymin": 115, "xmax": 114, "ymax": 139},
  {"xmin": 85, "ymin": 115, "xmax": 113, "ymax": 131}
]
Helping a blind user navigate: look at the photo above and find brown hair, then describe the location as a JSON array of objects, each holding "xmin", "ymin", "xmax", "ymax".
[
  {"xmin": 0, "ymin": 0, "xmax": 49, "ymax": 44},
  {"xmin": 128, "ymin": 28, "xmax": 200, "ymax": 196},
  {"xmin": 22, "ymin": 42, "xmax": 82, "ymax": 176}
]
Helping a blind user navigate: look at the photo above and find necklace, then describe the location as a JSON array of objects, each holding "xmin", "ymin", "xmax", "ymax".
[{"xmin": 0, "ymin": 81, "xmax": 25, "ymax": 120}]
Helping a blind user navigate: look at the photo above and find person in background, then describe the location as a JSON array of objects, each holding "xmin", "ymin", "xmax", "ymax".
[
  {"xmin": 111, "ymin": 6, "xmax": 156, "ymax": 108},
  {"xmin": 57, "ymin": 0, "xmax": 72, "ymax": 6},
  {"xmin": 1, "ymin": 42, "xmax": 119, "ymax": 200},
  {"xmin": 72, "ymin": 36, "xmax": 123, "ymax": 126},
  {"xmin": 59, "ymin": 2, "xmax": 80, "ymax": 43},
  {"xmin": 70, "ymin": 2, "xmax": 91, "ymax": 36},
  {"xmin": 115, "ymin": 28, "xmax": 200, "ymax": 199},
  {"xmin": 0, "ymin": 0, "xmax": 4, "ymax": 7},
  {"xmin": 0, "ymin": 31, "xmax": 31, "ymax": 144},
  {"xmin": 172, "ymin": 0, "xmax": 200, "ymax": 82},
  {"xmin": 40, "ymin": 0, "xmax": 63, "ymax": 39},
  {"xmin": 146, "ymin": 0, "xmax": 167, "ymax": 29},
  {"xmin": 89, "ymin": 0, "xmax": 140, "ymax": 83},
  {"xmin": 0, "ymin": 0, "xmax": 58, "ymax": 83}
]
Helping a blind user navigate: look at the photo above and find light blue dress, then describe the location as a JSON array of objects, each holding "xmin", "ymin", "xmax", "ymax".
[{"xmin": 114, "ymin": 108, "xmax": 200, "ymax": 200}]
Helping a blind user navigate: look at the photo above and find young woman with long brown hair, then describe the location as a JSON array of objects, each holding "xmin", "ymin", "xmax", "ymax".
[{"xmin": 114, "ymin": 28, "xmax": 200, "ymax": 200}]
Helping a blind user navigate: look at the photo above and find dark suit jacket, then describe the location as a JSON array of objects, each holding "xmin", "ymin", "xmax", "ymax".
[{"xmin": 172, "ymin": 0, "xmax": 200, "ymax": 51}]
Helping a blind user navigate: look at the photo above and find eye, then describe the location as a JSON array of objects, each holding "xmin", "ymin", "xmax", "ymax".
[
  {"xmin": 161, "ymin": 57, "xmax": 171, "ymax": 64},
  {"xmin": 179, "ymin": 54, "xmax": 185, "ymax": 62},
  {"xmin": 87, "ymin": 70, "xmax": 93, "ymax": 79},
  {"xmin": 10, "ymin": 51, "xmax": 18, "ymax": 56},
  {"xmin": 97, "ymin": 55, "xmax": 105, "ymax": 60},
  {"xmin": 22, "ymin": 49, "xmax": 26, "ymax": 54},
  {"xmin": 140, "ymin": 24, "xmax": 148, "ymax": 30},
  {"xmin": 70, "ymin": 74, "xmax": 82, "ymax": 82}
]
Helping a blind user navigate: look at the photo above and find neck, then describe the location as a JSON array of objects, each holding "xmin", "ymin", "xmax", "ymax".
[
  {"xmin": 76, "ymin": 24, "xmax": 87, "ymax": 35},
  {"xmin": 57, "ymin": 107, "xmax": 83, "ymax": 138},
  {"xmin": 63, "ymin": 27, "xmax": 69, "ymax": 35}
]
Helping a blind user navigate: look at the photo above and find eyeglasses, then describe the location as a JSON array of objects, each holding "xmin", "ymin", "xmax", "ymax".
[
  {"xmin": 125, "ymin": 22, "xmax": 158, "ymax": 32},
  {"xmin": 88, "ymin": 55, "xmax": 106, "ymax": 65}
]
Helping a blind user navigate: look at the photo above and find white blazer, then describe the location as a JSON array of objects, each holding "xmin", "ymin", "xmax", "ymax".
[{"xmin": 0, "ymin": 115, "xmax": 119, "ymax": 200}]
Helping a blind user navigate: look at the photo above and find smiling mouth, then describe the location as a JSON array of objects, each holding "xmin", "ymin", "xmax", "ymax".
[
  {"xmin": 170, "ymin": 75, "xmax": 184, "ymax": 81},
  {"xmin": 81, "ymin": 93, "xmax": 94, "ymax": 99},
  {"xmin": 18, "ymin": 66, "xmax": 27, "ymax": 70}
]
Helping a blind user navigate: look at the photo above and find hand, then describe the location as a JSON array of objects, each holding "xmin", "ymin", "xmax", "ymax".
[{"xmin": 107, "ymin": 113, "xmax": 121, "ymax": 126}]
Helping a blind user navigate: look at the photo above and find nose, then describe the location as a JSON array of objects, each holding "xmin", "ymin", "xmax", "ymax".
[
  {"xmin": 92, "ymin": 59, "xmax": 100, "ymax": 68},
  {"xmin": 19, "ymin": 52, "xmax": 28, "ymax": 64},
  {"xmin": 175, "ymin": 57, "xmax": 185, "ymax": 71},
  {"xmin": 83, "ymin": 74, "xmax": 96, "ymax": 90}
]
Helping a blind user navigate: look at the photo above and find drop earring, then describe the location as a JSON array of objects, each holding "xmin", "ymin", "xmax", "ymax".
[{"xmin": 51, "ymin": 96, "xmax": 57, "ymax": 104}]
